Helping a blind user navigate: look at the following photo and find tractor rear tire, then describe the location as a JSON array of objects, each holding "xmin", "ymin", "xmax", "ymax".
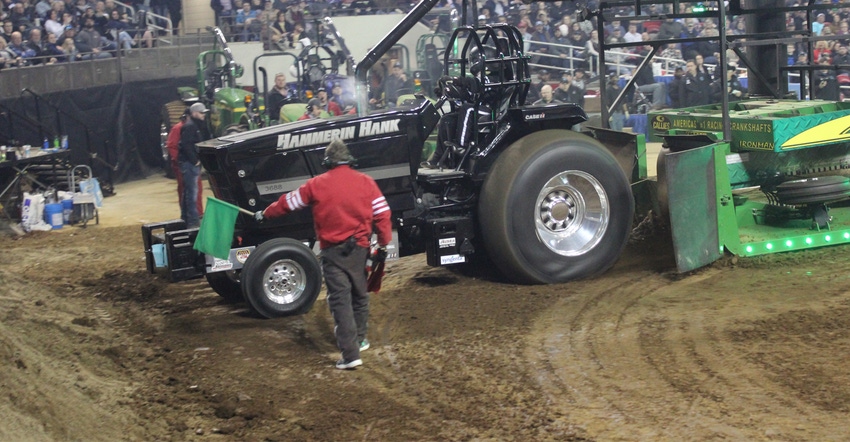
[
  {"xmin": 206, "ymin": 271, "xmax": 243, "ymax": 304},
  {"xmin": 479, "ymin": 130, "xmax": 634, "ymax": 284}
]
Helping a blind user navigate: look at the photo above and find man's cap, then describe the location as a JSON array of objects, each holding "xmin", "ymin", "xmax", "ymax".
[
  {"xmin": 317, "ymin": 87, "xmax": 325, "ymax": 92},
  {"xmin": 478, "ymin": 14, "xmax": 485, "ymax": 20},
  {"xmin": 324, "ymin": 139, "xmax": 354, "ymax": 165},
  {"xmin": 535, "ymin": 20, "xmax": 544, "ymax": 26},
  {"xmin": 189, "ymin": 102, "xmax": 207, "ymax": 113},
  {"xmin": 393, "ymin": 61, "xmax": 402, "ymax": 68},
  {"xmin": 307, "ymin": 98, "xmax": 322, "ymax": 108},
  {"xmin": 64, "ymin": 25, "xmax": 74, "ymax": 30},
  {"xmin": 538, "ymin": 68, "xmax": 548, "ymax": 75},
  {"xmin": 333, "ymin": 81, "xmax": 341, "ymax": 87},
  {"xmin": 574, "ymin": 67, "xmax": 585, "ymax": 74}
]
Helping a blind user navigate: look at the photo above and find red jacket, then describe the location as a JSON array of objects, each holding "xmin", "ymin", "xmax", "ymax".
[
  {"xmin": 166, "ymin": 120, "xmax": 184, "ymax": 167},
  {"xmin": 263, "ymin": 165, "xmax": 392, "ymax": 249}
]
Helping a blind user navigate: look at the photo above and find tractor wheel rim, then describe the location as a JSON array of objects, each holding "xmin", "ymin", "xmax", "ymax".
[
  {"xmin": 535, "ymin": 170, "xmax": 610, "ymax": 257},
  {"xmin": 261, "ymin": 259, "xmax": 307, "ymax": 306}
]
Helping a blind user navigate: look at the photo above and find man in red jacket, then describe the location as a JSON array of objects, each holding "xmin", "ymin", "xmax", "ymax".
[
  {"xmin": 255, "ymin": 139, "xmax": 392, "ymax": 370},
  {"xmin": 166, "ymin": 110, "xmax": 204, "ymax": 220}
]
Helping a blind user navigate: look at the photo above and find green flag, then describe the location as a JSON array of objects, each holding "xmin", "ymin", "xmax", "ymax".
[{"xmin": 193, "ymin": 197, "xmax": 240, "ymax": 260}]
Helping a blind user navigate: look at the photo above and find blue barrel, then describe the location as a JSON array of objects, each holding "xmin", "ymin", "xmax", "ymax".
[
  {"xmin": 61, "ymin": 198, "xmax": 73, "ymax": 224},
  {"xmin": 44, "ymin": 203, "xmax": 63, "ymax": 230}
]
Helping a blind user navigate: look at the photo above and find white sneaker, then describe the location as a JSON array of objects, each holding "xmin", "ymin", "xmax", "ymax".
[{"xmin": 335, "ymin": 358, "xmax": 363, "ymax": 370}]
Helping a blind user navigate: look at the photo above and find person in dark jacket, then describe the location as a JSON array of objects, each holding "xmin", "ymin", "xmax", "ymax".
[
  {"xmin": 711, "ymin": 64, "xmax": 746, "ymax": 103},
  {"xmin": 814, "ymin": 58, "xmax": 841, "ymax": 101},
  {"xmin": 668, "ymin": 66, "xmax": 685, "ymax": 108},
  {"xmin": 682, "ymin": 59, "xmax": 711, "ymax": 108},
  {"xmin": 178, "ymin": 102, "xmax": 211, "ymax": 228},
  {"xmin": 255, "ymin": 139, "xmax": 393, "ymax": 370}
]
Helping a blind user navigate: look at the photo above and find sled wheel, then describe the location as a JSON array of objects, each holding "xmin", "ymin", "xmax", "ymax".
[
  {"xmin": 241, "ymin": 238, "xmax": 322, "ymax": 318},
  {"xmin": 479, "ymin": 130, "xmax": 634, "ymax": 284},
  {"xmin": 206, "ymin": 271, "xmax": 243, "ymax": 303},
  {"xmin": 775, "ymin": 176, "xmax": 850, "ymax": 205}
]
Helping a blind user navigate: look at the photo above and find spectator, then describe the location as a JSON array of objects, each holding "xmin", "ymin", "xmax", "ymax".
[
  {"xmin": 656, "ymin": 18, "xmax": 685, "ymax": 41},
  {"xmin": 286, "ymin": 21, "xmax": 304, "ymax": 49},
  {"xmin": 178, "ymin": 102, "xmax": 210, "ymax": 229},
  {"xmin": 210, "ymin": 0, "xmax": 235, "ymax": 29},
  {"xmin": 60, "ymin": 35, "xmax": 80, "ymax": 60},
  {"xmin": 694, "ymin": 54, "xmax": 713, "ymax": 83},
  {"xmin": 330, "ymin": 81, "xmax": 355, "ymax": 114},
  {"xmin": 553, "ymin": 68, "xmax": 585, "ymax": 106},
  {"xmin": 371, "ymin": 61, "xmax": 412, "ymax": 109},
  {"xmin": 813, "ymin": 39, "xmax": 832, "ymax": 64},
  {"xmin": 43, "ymin": 31, "xmax": 65, "ymax": 62},
  {"xmin": 2, "ymin": 21, "xmax": 14, "ymax": 43},
  {"xmin": 75, "ymin": 16, "xmax": 114, "ymax": 59},
  {"xmin": 668, "ymin": 66, "xmax": 685, "ymax": 108},
  {"xmin": 23, "ymin": 28, "xmax": 49, "ymax": 65},
  {"xmin": 270, "ymin": 10, "xmax": 288, "ymax": 49},
  {"xmin": 631, "ymin": 63, "xmax": 667, "ymax": 110},
  {"xmin": 266, "ymin": 72, "xmax": 295, "ymax": 120},
  {"xmin": 285, "ymin": 0, "xmax": 304, "ymax": 30},
  {"xmin": 584, "ymin": 29, "xmax": 600, "ymax": 73},
  {"xmin": 44, "ymin": 9, "xmax": 65, "ymax": 39},
  {"xmin": 105, "ymin": 9, "xmax": 135, "ymax": 51},
  {"xmin": 605, "ymin": 72, "xmax": 627, "ymax": 131},
  {"xmin": 814, "ymin": 57, "xmax": 840, "ymax": 100},
  {"xmin": 316, "ymin": 87, "xmax": 342, "ymax": 116},
  {"xmin": 0, "ymin": 37, "xmax": 24, "ymax": 68},
  {"xmin": 813, "ymin": 13, "xmax": 826, "ymax": 35},
  {"xmin": 167, "ymin": 109, "xmax": 204, "ymax": 223},
  {"xmin": 525, "ymin": 68, "xmax": 551, "ymax": 104},
  {"xmin": 834, "ymin": 43, "xmax": 850, "ymax": 75},
  {"xmin": 528, "ymin": 20, "xmax": 551, "ymax": 65},
  {"xmin": 682, "ymin": 59, "xmax": 710, "ymax": 107},
  {"xmin": 623, "ymin": 23, "xmax": 642, "ymax": 43},
  {"xmin": 711, "ymin": 64, "xmax": 746, "ymax": 103},
  {"xmin": 533, "ymin": 84, "xmax": 561, "ymax": 105},
  {"xmin": 298, "ymin": 98, "xmax": 324, "ymax": 120},
  {"xmin": 680, "ymin": 20, "xmax": 701, "ymax": 59},
  {"xmin": 164, "ymin": 0, "xmax": 181, "ymax": 34},
  {"xmin": 235, "ymin": 2, "xmax": 260, "ymax": 41},
  {"xmin": 7, "ymin": 31, "xmax": 36, "ymax": 65},
  {"xmin": 9, "ymin": 3, "xmax": 35, "ymax": 34}
]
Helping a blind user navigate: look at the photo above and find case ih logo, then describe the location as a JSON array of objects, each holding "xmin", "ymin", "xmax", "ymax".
[
  {"xmin": 235, "ymin": 249, "xmax": 251, "ymax": 264},
  {"xmin": 525, "ymin": 113, "xmax": 545, "ymax": 120}
]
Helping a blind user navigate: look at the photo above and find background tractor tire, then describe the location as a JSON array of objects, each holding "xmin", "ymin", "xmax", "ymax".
[
  {"xmin": 206, "ymin": 271, "xmax": 243, "ymax": 304},
  {"xmin": 479, "ymin": 130, "xmax": 634, "ymax": 284},
  {"xmin": 241, "ymin": 238, "xmax": 322, "ymax": 318}
]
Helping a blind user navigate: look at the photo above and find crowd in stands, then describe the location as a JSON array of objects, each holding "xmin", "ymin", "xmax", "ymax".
[{"xmin": 0, "ymin": 0, "xmax": 178, "ymax": 68}]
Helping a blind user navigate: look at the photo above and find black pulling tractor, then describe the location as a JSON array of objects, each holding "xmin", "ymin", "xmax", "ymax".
[{"xmin": 142, "ymin": 0, "xmax": 645, "ymax": 318}]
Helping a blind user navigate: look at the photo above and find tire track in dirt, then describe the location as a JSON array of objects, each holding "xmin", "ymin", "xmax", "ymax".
[{"xmin": 528, "ymin": 258, "xmax": 850, "ymax": 441}]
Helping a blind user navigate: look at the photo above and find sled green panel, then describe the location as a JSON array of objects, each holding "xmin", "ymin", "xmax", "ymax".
[
  {"xmin": 648, "ymin": 99, "xmax": 850, "ymax": 152},
  {"xmin": 664, "ymin": 143, "xmax": 725, "ymax": 272}
]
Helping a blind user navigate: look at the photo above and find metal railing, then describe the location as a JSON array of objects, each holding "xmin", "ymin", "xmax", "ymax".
[{"xmin": 0, "ymin": 32, "xmax": 215, "ymax": 101}]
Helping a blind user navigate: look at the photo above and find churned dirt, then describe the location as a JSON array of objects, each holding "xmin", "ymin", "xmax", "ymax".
[{"xmin": 1, "ymin": 175, "xmax": 849, "ymax": 441}]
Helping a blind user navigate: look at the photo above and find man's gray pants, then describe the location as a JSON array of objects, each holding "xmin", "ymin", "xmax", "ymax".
[{"xmin": 322, "ymin": 244, "xmax": 369, "ymax": 362}]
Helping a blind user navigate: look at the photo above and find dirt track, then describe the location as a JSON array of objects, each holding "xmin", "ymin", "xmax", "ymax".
[{"xmin": 1, "ymin": 176, "xmax": 849, "ymax": 441}]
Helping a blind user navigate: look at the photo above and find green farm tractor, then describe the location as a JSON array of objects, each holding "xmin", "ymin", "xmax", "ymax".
[{"xmin": 160, "ymin": 27, "xmax": 261, "ymax": 142}]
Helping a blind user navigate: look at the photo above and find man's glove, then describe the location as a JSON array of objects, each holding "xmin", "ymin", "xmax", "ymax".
[
  {"xmin": 254, "ymin": 210, "xmax": 264, "ymax": 222},
  {"xmin": 373, "ymin": 246, "xmax": 388, "ymax": 264}
]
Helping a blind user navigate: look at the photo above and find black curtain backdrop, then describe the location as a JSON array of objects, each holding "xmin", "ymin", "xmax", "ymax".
[{"xmin": 0, "ymin": 76, "xmax": 195, "ymax": 185}]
